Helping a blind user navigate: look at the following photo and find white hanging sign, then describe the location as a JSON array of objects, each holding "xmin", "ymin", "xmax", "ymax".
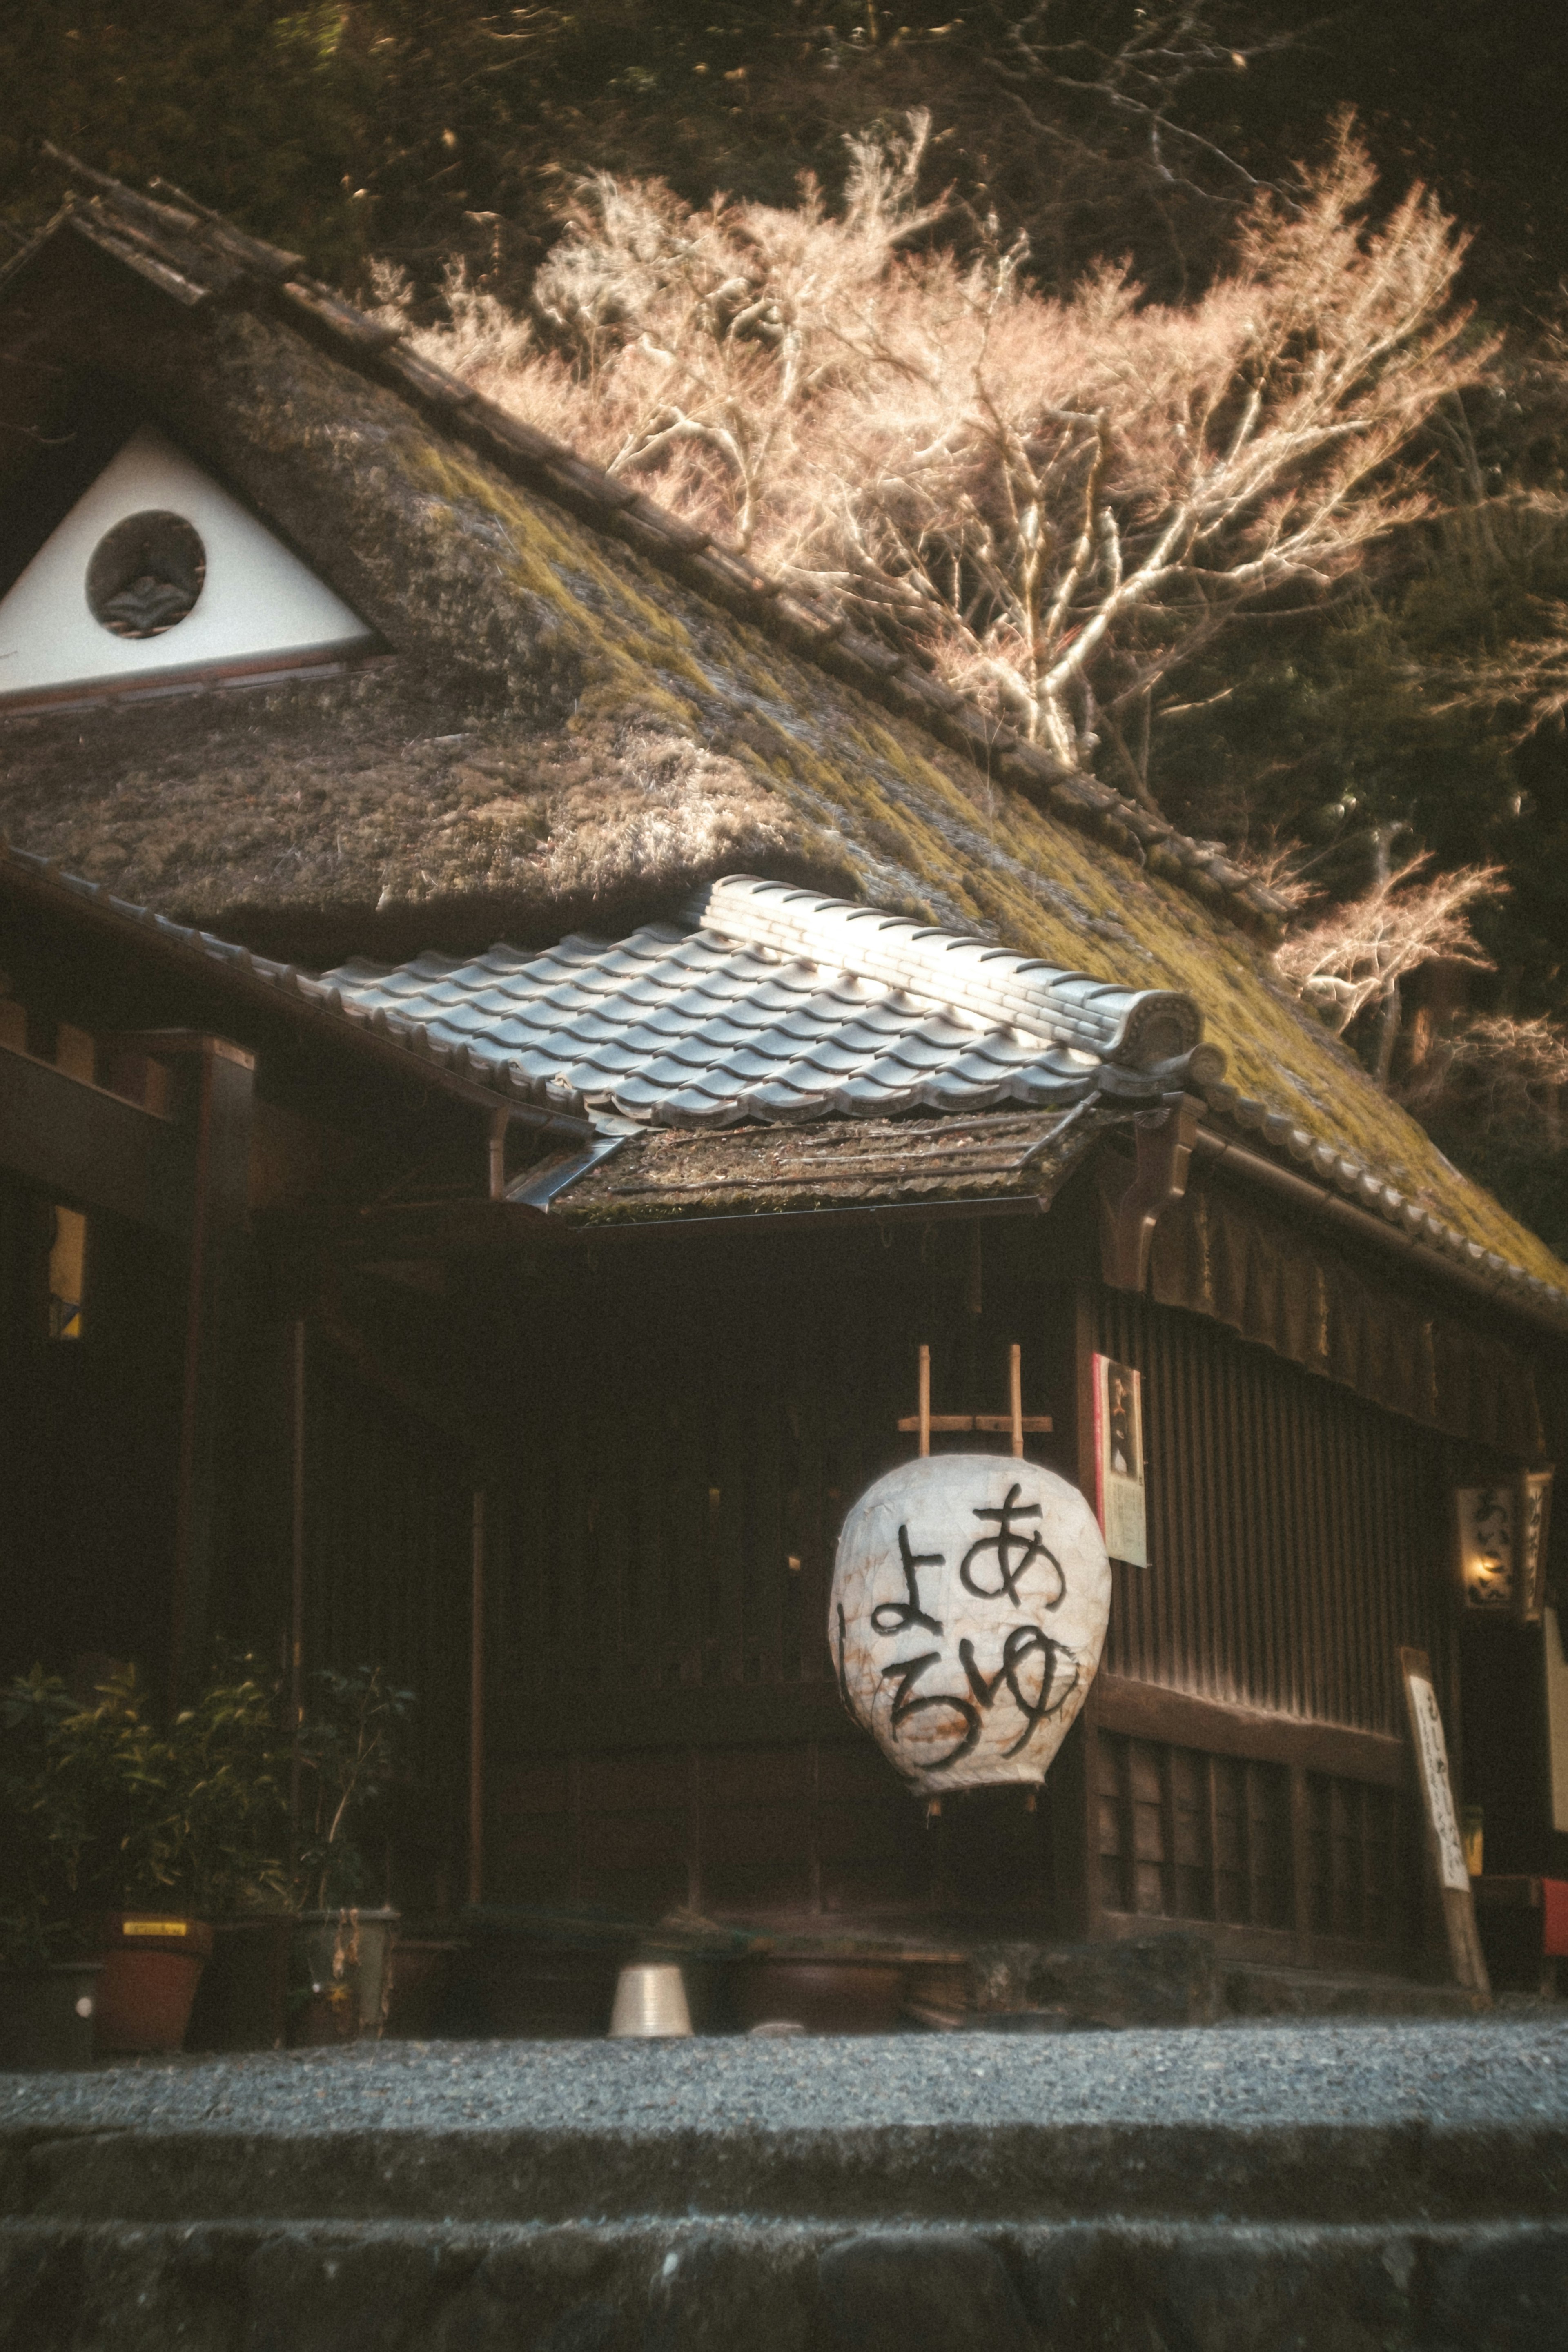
[
  {"xmin": 1404, "ymin": 1667, "xmax": 1470, "ymax": 1894},
  {"xmin": 1094, "ymin": 1354, "xmax": 1148, "ymax": 1567},
  {"xmin": 830, "ymin": 1454, "xmax": 1111, "ymax": 1796}
]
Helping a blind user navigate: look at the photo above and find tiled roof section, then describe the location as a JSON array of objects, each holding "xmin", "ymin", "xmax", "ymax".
[
  {"xmin": 0, "ymin": 838, "xmax": 595, "ymax": 1134},
  {"xmin": 323, "ymin": 885, "xmax": 1214, "ymax": 1133},
  {"xmin": 11, "ymin": 154, "xmax": 1290, "ymax": 944},
  {"xmin": 7, "ymin": 836, "xmax": 1567, "ymax": 1326},
  {"xmin": 690, "ymin": 877, "xmax": 1202, "ymax": 1067}
]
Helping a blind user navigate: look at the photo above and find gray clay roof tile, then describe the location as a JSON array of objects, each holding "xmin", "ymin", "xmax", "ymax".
[{"xmin": 320, "ymin": 874, "xmax": 1187, "ymax": 1136}]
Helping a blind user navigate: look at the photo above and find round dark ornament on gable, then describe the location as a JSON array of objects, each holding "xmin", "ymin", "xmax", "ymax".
[{"xmin": 86, "ymin": 511, "xmax": 206, "ymax": 639}]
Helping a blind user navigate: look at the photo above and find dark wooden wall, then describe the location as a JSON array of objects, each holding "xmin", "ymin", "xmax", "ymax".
[
  {"xmin": 223, "ymin": 1325, "xmax": 477, "ymax": 1916},
  {"xmin": 0, "ymin": 1167, "xmax": 184, "ymax": 1682},
  {"xmin": 460, "ymin": 1217, "xmax": 1472, "ymax": 1960},
  {"xmin": 1089, "ymin": 1284, "xmax": 1456, "ymax": 1739}
]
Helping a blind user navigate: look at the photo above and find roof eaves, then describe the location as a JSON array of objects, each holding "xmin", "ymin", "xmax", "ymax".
[
  {"xmin": 0, "ymin": 839, "xmax": 597, "ymax": 1140},
  {"xmin": 1198, "ymin": 1081, "xmax": 1568, "ymax": 1336}
]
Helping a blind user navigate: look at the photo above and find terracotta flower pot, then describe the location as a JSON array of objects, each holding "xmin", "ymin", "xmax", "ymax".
[
  {"xmin": 288, "ymin": 1908, "xmax": 399, "ymax": 2045},
  {"xmin": 91, "ymin": 1914, "xmax": 212, "ymax": 2054},
  {"xmin": 0, "ymin": 1962, "xmax": 102, "ymax": 2070}
]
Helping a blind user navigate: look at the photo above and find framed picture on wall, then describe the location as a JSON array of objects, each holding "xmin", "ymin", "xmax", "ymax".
[{"xmin": 1094, "ymin": 1353, "xmax": 1148, "ymax": 1568}]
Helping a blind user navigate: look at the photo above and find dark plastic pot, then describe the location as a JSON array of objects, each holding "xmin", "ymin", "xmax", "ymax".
[
  {"xmin": 288, "ymin": 1908, "xmax": 399, "ymax": 2045},
  {"xmin": 91, "ymin": 1915, "xmax": 212, "ymax": 2054},
  {"xmin": 383, "ymin": 1936, "xmax": 465, "ymax": 2039},
  {"xmin": 733, "ymin": 1956, "xmax": 906, "ymax": 2034},
  {"xmin": 185, "ymin": 1915, "xmax": 294, "ymax": 2052},
  {"xmin": 0, "ymin": 1962, "xmax": 102, "ymax": 2070},
  {"xmin": 457, "ymin": 1926, "xmax": 634, "ymax": 2040}
]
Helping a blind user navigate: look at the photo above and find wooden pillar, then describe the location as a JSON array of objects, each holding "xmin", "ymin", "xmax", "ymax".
[
  {"xmin": 1049, "ymin": 1284, "xmax": 1106, "ymax": 1941},
  {"xmin": 288, "ymin": 1317, "xmax": 307, "ymax": 1829},
  {"xmin": 469, "ymin": 1489, "xmax": 487, "ymax": 1907},
  {"xmin": 1289, "ymin": 1763, "xmax": 1316, "ymax": 1968},
  {"xmin": 169, "ymin": 1037, "xmax": 255, "ymax": 1702}
]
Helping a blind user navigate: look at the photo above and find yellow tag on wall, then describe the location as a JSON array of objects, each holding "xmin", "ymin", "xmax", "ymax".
[{"xmin": 120, "ymin": 1920, "xmax": 187, "ymax": 1937}]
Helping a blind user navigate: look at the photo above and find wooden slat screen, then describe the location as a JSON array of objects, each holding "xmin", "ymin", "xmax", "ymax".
[
  {"xmin": 1092, "ymin": 1287, "xmax": 1455, "ymax": 1737},
  {"xmin": 491, "ymin": 1736, "xmax": 1045, "ymax": 1921},
  {"xmin": 298, "ymin": 1336, "xmax": 474, "ymax": 1908}
]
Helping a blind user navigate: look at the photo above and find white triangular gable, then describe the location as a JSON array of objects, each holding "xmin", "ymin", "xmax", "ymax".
[{"xmin": 0, "ymin": 424, "xmax": 375, "ymax": 700}]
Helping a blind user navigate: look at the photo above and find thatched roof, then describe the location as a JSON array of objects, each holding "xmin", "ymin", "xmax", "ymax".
[{"xmin": 2, "ymin": 158, "xmax": 1566, "ymax": 1303}]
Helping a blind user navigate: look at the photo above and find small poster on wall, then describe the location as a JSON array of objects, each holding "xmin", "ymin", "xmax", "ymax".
[{"xmin": 1093, "ymin": 1354, "xmax": 1148, "ymax": 1568}]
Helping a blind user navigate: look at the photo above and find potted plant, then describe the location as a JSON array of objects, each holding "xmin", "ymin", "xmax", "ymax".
[
  {"xmin": 290, "ymin": 1665, "xmax": 414, "ymax": 2044},
  {"xmin": 0, "ymin": 1670, "xmax": 100, "ymax": 2070},
  {"xmin": 48, "ymin": 1665, "xmax": 214, "ymax": 2054},
  {"xmin": 174, "ymin": 1659, "xmax": 296, "ymax": 2054}
]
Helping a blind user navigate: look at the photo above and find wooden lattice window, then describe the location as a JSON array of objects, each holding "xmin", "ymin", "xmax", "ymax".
[
  {"xmin": 1307, "ymin": 1773, "xmax": 1407, "ymax": 1943},
  {"xmin": 1096, "ymin": 1730, "xmax": 1291, "ymax": 1929}
]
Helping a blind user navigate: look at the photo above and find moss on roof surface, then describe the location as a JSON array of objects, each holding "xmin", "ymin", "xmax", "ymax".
[{"xmin": 1, "ymin": 233, "xmax": 1564, "ymax": 1293}]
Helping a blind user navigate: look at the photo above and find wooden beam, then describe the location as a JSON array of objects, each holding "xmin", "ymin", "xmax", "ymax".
[
  {"xmin": 896, "ymin": 1414, "xmax": 1053, "ymax": 1434},
  {"xmin": 469, "ymin": 1490, "xmax": 486, "ymax": 1907},
  {"xmin": 289, "ymin": 1318, "xmax": 307, "ymax": 1829},
  {"xmin": 1052, "ymin": 1283, "xmax": 1103, "ymax": 1940},
  {"xmin": 490, "ymin": 1678, "xmax": 866, "ymax": 1757},
  {"xmin": 1097, "ymin": 1674, "xmax": 1408, "ymax": 1788},
  {"xmin": 0, "ymin": 1040, "xmax": 193, "ymax": 1236}
]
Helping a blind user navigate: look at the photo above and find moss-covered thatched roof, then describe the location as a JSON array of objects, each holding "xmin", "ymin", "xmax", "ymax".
[{"xmin": 2, "ymin": 160, "xmax": 1566, "ymax": 1306}]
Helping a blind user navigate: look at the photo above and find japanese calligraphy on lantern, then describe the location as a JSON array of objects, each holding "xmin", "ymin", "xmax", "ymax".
[
  {"xmin": 1094, "ymin": 1354, "xmax": 1147, "ymax": 1568},
  {"xmin": 830, "ymin": 1454, "xmax": 1111, "ymax": 1795}
]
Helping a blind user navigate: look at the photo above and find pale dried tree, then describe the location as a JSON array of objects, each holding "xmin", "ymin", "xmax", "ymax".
[
  {"xmin": 1431, "ymin": 601, "xmax": 1568, "ymax": 744},
  {"xmin": 1275, "ymin": 854, "xmax": 1503, "ymax": 1085},
  {"xmin": 1401, "ymin": 1012, "xmax": 1568, "ymax": 1150},
  {"xmin": 976, "ymin": 1, "xmax": 1303, "ymax": 217},
  {"xmin": 392, "ymin": 117, "xmax": 949, "ymax": 554},
  {"xmin": 804, "ymin": 118, "xmax": 1490, "ymax": 793},
  {"xmin": 387, "ymin": 113, "xmax": 1486, "ymax": 806}
]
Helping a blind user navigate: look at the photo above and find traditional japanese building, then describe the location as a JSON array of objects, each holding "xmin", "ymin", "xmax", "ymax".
[{"xmin": 2, "ymin": 159, "xmax": 1564, "ymax": 1989}]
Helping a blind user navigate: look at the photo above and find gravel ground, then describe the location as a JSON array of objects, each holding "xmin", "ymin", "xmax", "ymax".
[{"xmin": 3, "ymin": 2020, "xmax": 1567, "ymax": 2139}]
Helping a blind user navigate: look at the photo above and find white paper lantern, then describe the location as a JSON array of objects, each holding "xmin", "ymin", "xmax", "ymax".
[{"xmin": 830, "ymin": 1454, "xmax": 1111, "ymax": 1796}]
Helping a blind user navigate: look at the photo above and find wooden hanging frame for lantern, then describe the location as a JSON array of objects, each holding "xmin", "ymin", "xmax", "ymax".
[{"xmin": 897, "ymin": 1343, "xmax": 1053, "ymax": 1459}]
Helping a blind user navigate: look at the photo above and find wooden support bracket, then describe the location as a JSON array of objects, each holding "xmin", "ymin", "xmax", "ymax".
[{"xmin": 1097, "ymin": 1094, "xmax": 1202, "ymax": 1292}]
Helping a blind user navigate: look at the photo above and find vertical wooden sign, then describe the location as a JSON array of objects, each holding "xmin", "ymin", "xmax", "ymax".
[
  {"xmin": 1399, "ymin": 1646, "xmax": 1490, "ymax": 1998},
  {"xmin": 1093, "ymin": 1353, "xmax": 1148, "ymax": 1567},
  {"xmin": 1545, "ymin": 1607, "xmax": 1568, "ymax": 1838},
  {"xmin": 1519, "ymin": 1470, "xmax": 1553, "ymax": 1624}
]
